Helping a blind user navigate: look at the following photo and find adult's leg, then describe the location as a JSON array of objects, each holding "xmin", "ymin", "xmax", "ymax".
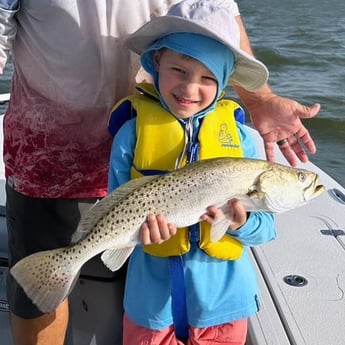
[{"xmin": 10, "ymin": 299, "xmax": 69, "ymax": 345}]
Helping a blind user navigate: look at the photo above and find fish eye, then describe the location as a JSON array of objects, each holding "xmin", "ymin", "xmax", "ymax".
[{"xmin": 298, "ymin": 172, "xmax": 307, "ymax": 182}]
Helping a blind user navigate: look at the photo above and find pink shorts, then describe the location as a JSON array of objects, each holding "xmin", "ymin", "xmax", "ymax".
[{"xmin": 123, "ymin": 314, "xmax": 248, "ymax": 345}]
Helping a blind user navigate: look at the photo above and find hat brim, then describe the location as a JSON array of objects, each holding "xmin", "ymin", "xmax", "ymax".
[{"xmin": 126, "ymin": 16, "xmax": 268, "ymax": 92}]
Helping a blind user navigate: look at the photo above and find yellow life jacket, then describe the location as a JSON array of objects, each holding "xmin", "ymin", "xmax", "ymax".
[{"xmin": 115, "ymin": 84, "xmax": 245, "ymax": 260}]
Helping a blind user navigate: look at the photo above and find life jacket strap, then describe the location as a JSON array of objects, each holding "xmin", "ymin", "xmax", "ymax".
[{"xmin": 169, "ymin": 256, "xmax": 189, "ymax": 341}]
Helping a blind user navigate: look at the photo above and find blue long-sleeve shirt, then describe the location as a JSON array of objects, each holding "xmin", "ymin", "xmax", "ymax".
[{"xmin": 108, "ymin": 117, "xmax": 276, "ymax": 329}]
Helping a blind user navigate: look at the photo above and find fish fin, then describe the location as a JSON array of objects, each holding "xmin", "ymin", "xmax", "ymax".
[
  {"xmin": 10, "ymin": 248, "xmax": 80, "ymax": 313},
  {"xmin": 210, "ymin": 203, "xmax": 234, "ymax": 242},
  {"xmin": 77, "ymin": 175, "xmax": 159, "ymax": 233},
  {"xmin": 101, "ymin": 246, "xmax": 135, "ymax": 271},
  {"xmin": 230, "ymin": 193, "xmax": 269, "ymax": 212},
  {"xmin": 209, "ymin": 192, "xmax": 269, "ymax": 242},
  {"xmin": 113, "ymin": 175, "xmax": 160, "ymax": 197}
]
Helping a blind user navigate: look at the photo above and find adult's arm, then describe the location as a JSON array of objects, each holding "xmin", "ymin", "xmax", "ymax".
[
  {"xmin": 233, "ymin": 16, "xmax": 320, "ymax": 166},
  {"xmin": 0, "ymin": 1, "xmax": 19, "ymax": 74}
]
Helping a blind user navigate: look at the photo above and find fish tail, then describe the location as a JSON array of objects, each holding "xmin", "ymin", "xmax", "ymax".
[{"xmin": 10, "ymin": 248, "xmax": 81, "ymax": 313}]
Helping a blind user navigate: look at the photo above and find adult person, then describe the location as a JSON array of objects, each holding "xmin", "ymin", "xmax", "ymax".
[{"xmin": 0, "ymin": 1, "xmax": 319, "ymax": 345}]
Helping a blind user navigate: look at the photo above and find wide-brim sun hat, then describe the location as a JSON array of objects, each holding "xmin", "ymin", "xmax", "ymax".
[{"xmin": 126, "ymin": 0, "xmax": 269, "ymax": 92}]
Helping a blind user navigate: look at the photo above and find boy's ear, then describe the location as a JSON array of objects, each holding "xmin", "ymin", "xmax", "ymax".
[{"xmin": 153, "ymin": 50, "xmax": 161, "ymax": 71}]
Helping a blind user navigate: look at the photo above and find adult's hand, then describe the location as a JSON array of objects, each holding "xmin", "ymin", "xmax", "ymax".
[
  {"xmin": 248, "ymin": 93, "xmax": 320, "ymax": 166},
  {"xmin": 235, "ymin": 85, "xmax": 320, "ymax": 166}
]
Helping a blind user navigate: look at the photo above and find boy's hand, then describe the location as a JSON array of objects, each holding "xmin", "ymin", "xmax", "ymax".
[
  {"xmin": 140, "ymin": 213, "xmax": 177, "ymax": 245},
  {"xmin": 201, "ymin": 198, "xmax": 248, "ymax": 231},
  {"xmin": 227, "ymin": 198, "xmax": 248, "ymax": 230}
]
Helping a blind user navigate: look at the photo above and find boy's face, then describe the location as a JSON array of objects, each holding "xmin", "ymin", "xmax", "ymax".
[{"xmin": 153, "ymin": 49, "xmax": 218, "ymax": 119}]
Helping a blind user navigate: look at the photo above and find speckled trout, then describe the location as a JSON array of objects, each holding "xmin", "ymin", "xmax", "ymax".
[{"xmin": 11, "ymin": 157, "xmax": 325, "ymax": 312}]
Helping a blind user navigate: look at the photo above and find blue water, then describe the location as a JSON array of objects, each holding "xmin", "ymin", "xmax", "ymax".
[{"xmin": 0, "ymin": 0, "xmax": 344, "ymax": 185}]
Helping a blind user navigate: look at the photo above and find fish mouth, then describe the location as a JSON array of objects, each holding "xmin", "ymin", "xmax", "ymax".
[
  {"xmin": 305, "ymin": 175, "xmax": 325, "ymax": 199},
  {"xmin": 314, "ymin": 184, "xmax": 326, "ymax": 196}
]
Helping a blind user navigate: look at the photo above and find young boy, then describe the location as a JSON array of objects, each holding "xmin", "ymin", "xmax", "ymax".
[{"xmin": 108, "ymin": 1, "xmax": 276, "ymax": 344}]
